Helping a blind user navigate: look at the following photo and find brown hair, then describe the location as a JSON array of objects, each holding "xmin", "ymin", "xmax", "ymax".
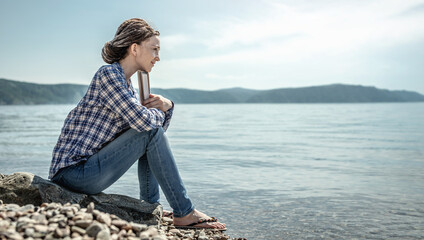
[{"xmin": 101, "ymin": 18, "xmax": 160, "ymax": 64}]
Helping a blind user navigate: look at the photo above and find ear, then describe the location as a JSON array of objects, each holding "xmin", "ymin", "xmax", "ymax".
[{"xmin": 129, "ymin": 43, "xmax": 138, "ymax": 57}]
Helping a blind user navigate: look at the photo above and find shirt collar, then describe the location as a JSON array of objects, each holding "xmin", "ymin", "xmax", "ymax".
[
  {"xmin": 112, "ymin": 61, "xmax": 135, "ymax": 94},
  {"xmin": 112, "ymin": 62, "xmax": 125, "ymax": 76}
]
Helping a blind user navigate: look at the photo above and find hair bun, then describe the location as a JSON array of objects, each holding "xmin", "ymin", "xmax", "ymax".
[{"xmin": 101, "ymin": 41, "xmax": 126, "ymax": 64}]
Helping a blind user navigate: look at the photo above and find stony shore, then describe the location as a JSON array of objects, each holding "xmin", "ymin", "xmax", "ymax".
[
  {"xmin": 0, "ymin": 173, "xmax": 246, "ymax": 240},
  {"xmin": 0, "ymin": 200, "xmax": 245, "ymax": 240}
]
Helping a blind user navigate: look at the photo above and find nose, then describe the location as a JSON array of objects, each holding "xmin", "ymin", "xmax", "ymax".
[{"xmin": 155, "ymin": 54, "xmax": 160, "ymax": 62}]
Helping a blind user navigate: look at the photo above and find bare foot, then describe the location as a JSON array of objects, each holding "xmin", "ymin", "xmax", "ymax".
[{"xmin": 173, "ymin": 209, "xmax": 226, "ymax": 230}]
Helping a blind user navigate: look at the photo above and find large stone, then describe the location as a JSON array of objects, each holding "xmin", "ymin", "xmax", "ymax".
[
  {"xmin": 82, "ymin": 193, "xmax": 161, "ymax": 227},
  {"xmin": 0, "ymin": 172, "xmax": 161, "ymax": 226}
]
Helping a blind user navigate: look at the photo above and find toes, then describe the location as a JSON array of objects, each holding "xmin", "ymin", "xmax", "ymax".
[{"xmin": 210, "ymin": 222, "xmax": 225, "ymax": 229}]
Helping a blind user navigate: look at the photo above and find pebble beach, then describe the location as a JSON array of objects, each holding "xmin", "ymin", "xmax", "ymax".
[{"xmin": 0, "ymin": 200, "xmax": 246, "ymax": 240}]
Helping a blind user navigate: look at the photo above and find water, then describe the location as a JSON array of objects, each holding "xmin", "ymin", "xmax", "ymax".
[{"xmin": 0, "ymin": 103, "xmax": 423, "ymax": 239}]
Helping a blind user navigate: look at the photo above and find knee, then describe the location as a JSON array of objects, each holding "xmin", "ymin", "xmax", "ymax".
[{"xmin": 149, "ymin": 127, "xmax": 164, "ymax": 138}]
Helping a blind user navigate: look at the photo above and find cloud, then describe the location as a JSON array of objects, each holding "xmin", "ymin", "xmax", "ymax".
[
  {"xmin": 166, "ymin": 0, "xmax": 424, "ymax": 65},
  {"xmin": 152, "ymin": 0, "xmax": 424, "ymax": 92},
  {"xmin": 160, "ymin": 34, "xmax": 190, "ymax": 50},
  {"xmin": 390, "ymin": 1, "xmax": 424, "ymax": 17}
]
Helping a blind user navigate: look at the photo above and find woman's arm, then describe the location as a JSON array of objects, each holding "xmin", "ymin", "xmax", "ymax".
[
  {"xmin": 98, "ymin": 66, "xmax": 167, "ymax": 132},
  {"xmin": 142, "ymin": 94, "xmax": 172, "ymax": 112},
  {"xmin": 143, "ymin": 94, "xmax": 174, "ymax": 131}
]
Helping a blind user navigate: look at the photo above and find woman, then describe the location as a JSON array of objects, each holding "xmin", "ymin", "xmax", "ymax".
[{"xmin": 49, "ymin": 18, "xmax": 225, "ymax": 230}]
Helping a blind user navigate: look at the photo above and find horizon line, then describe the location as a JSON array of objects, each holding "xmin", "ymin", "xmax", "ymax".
[{"xmin": 0, "ymin": 77, "xmax": 422, "ymax": 95}]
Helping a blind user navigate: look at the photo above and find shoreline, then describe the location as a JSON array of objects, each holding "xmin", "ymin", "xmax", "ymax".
[
  {"xmin": 0, "ymin": 200, "xmax": 246, "ymax": 240},
  {"xmin": 0, "ymin": 172, "xmax": 247, "ymax": 240}
]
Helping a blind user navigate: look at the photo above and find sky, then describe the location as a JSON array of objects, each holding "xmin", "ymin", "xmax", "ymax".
[{"xmin": 1, "ymin": 0, "xmax": 423, "ymax": 93}]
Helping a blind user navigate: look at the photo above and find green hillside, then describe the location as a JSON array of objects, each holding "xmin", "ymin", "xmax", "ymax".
[
  {"xmin": 0, "ymin": 79, "xmax": 88, "ymax": 105},
  {"xmin": 1, "ymin": 78, "xmax": 423, "ymax": 105}
]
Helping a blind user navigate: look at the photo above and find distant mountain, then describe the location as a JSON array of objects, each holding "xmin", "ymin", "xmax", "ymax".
[
  {"xmin": 152, "ymin": 87, "xmax": 261, "ymax": 103},
  {"xmin": 151, "ymin": 88, "xmax": 239, "ymax": 103},
  {"xmin": 0, "ymin": 79, "xmax": 88, "ymax": 105},
  {"xmin": 245, "ymin": 84, "xmax": 424, "ymax": 103},
  {"xmin": 1, "ymin": 78, "xmax": 423, "ymax": 105}
]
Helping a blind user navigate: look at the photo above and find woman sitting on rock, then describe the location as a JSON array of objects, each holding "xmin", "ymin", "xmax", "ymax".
[{"xmin": 48, "ymin": 18, "xmax": 225, "ymax": 230}]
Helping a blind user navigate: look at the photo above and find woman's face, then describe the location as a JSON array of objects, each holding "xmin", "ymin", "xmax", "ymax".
[{"xmin": 136, "ymin": 35, "xmax": 160, "ymax": 72}]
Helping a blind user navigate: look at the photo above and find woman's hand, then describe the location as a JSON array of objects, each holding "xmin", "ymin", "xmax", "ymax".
[{"xmin": 142, "ymin": 94, "xmax": 173, "ymax": 112}]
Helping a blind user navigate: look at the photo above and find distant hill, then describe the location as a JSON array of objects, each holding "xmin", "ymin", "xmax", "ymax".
[
  {"xmin": 152, "ymin": 87, "xmax": 261, "ymax": 103},
  {"xmin": 152, "ymin": 88, "xmax": 239, "ymax": 103},
  {"xmin": 1, "ymin": 78, "xmax": 423, "ymax": 105},
  {"xmin": 246, "ymin": 84, "xmax": 424, "ymax": 103},
  {"xmin": 0, "ymin": 79, "xmax": 88, "ymax": 105}
]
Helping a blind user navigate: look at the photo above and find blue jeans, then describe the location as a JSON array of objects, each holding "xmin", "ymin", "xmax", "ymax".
[{"xmin": 51, "ymin": 127, "xmax": 194, "ymax": 218}]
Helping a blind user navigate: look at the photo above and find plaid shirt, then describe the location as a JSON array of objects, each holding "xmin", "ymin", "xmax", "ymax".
[{"xmin": 49, "ymin": 62, "xmax": 173, "ymax": 179}]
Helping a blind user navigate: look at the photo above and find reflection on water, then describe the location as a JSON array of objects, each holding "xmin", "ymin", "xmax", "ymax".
[{"xmin": 1, "ymin": 103, "xmax": 424, "ymax": 239}]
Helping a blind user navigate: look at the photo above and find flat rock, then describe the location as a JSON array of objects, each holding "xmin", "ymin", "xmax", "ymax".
[{"xmin": 0, "ymin": 172, "xmax": 161, "ymax": 226}]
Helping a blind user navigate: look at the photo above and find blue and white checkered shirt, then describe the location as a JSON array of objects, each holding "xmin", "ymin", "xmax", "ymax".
[{"xmin": 49, "ymin": 62, "xmax": 173, "ymax": 179}]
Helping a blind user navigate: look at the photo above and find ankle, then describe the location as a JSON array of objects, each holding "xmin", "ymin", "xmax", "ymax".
[{"xmin": 174, "ymin": 209, "xmax": 195, "ymax": 220}]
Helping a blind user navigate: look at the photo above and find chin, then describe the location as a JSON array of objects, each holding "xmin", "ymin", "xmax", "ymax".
[{"xmin": 139, "ymin": 67, "xmax": 151, "ymax": 73}]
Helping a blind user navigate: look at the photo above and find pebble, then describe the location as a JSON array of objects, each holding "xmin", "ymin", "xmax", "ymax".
[
  {"xmin": 109, "ymin": 224, "xmax": 120, "ymax": 234},
  {"xmin": 110, "ymin": 233, "xmax": 118, "ymax": 240},
  {"xmin": 19, "ymin": 204, "xmax": 35, "ymax": 214},
  {"xmin": 92, "ymin": 209, "xmax": 101, "ymax": 216},
  {"xmin": 0, "ymin": 201, "xmax": 236, "ymax": 240},
  {"xmin": 184, "ymin": 232, "xmax": 194, "ymax": 238},
  {"xmin": 198, "ymin": 235, "xmax": 209, "ymax": 240},
  {"xmin": 86, "ymin": 202, "xmax": 95, "ymax": 214},
  {"xmin": 54, "ymin": 226, "xmax": 70, "ymax": 238},
  {"xmin": 31, "ymin": 213, "xmax": 47, "ymax": 224},
  {"xmin": 33, "ymin": 224, "xmax": 48, "ymax": 233},
  {"xmin": 162, "ymin": 216, "xmax": 173, "ymax": 224},
  {"xmin": 97, "ymin": 229, "xmax": 111, "ymax": 240},
  {"xmin": 111, "ymin": 219, "xmax": 127, "ymax": 228},
  {"xmin": 0, "ymin": 219, "xmax": 10, "ymax": 228},
  {"xmin": 130, "ymin": 222, "xmax": 148, "ymax": 232},
  {"xmin": 71, "ymin": 225, "xmax": 86, "ymax": 235},
  {"xmin": 139, "ymin": 231, "xmax": 150, "ymax": 240},
  {"xmin": 5, "ymin": 204, "xmax": 20, "ymax": 211},
  {"xmin": 122, "ymin": 223, "xmax": 133, "ymax": 231},
  {"xmin": 24, "ymin": 227, "xmax": 35, "ymax": 237},
  {"xmin": 145, "ymin": 226, "xmax": 159, "ymax": 237},
  {"xmin": 73, "ymin": 212, "xmax": 93, "ymax": 221},
  {"xmin": 67, "ymin": 219, "xmax": 75, "ymax": 226},
  {"xmin": 169, "ymin": 228, "xmax": 180, "ymax": 235},
  {"xmin": 6, "ymin": 211, "xmax": 17, "ymax": 218},
  {"xmin": 85, "ymin": 221, "xmax": 106, "ymax": 237},
  {"xmin": 48, "ymin": 214, "xmax": 67, "ymax": 223},
  {"xmin": 75, "ymin": 219, "xmax": 92, "ymax": 228},
  {"xmin": 153, "ymin": 235, "xmax": 167, "ymax": 240},
  {"xmin": 97, "ymin": 213, "xmax": 111, "ymax": 226},
  {"xmin": 71, "ymin": 203, "xmax": 81, "ymax": 210}
]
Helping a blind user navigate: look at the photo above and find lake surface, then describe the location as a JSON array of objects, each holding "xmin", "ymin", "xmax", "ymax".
[{"xmin": 1, "ymin": 103, "xmax": 423, "ymax": 239}]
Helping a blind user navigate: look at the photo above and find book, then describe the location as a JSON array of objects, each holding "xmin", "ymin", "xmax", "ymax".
[{"xmin": 137, "ymin": 70, "xmax": 150, "ymax": 102}]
